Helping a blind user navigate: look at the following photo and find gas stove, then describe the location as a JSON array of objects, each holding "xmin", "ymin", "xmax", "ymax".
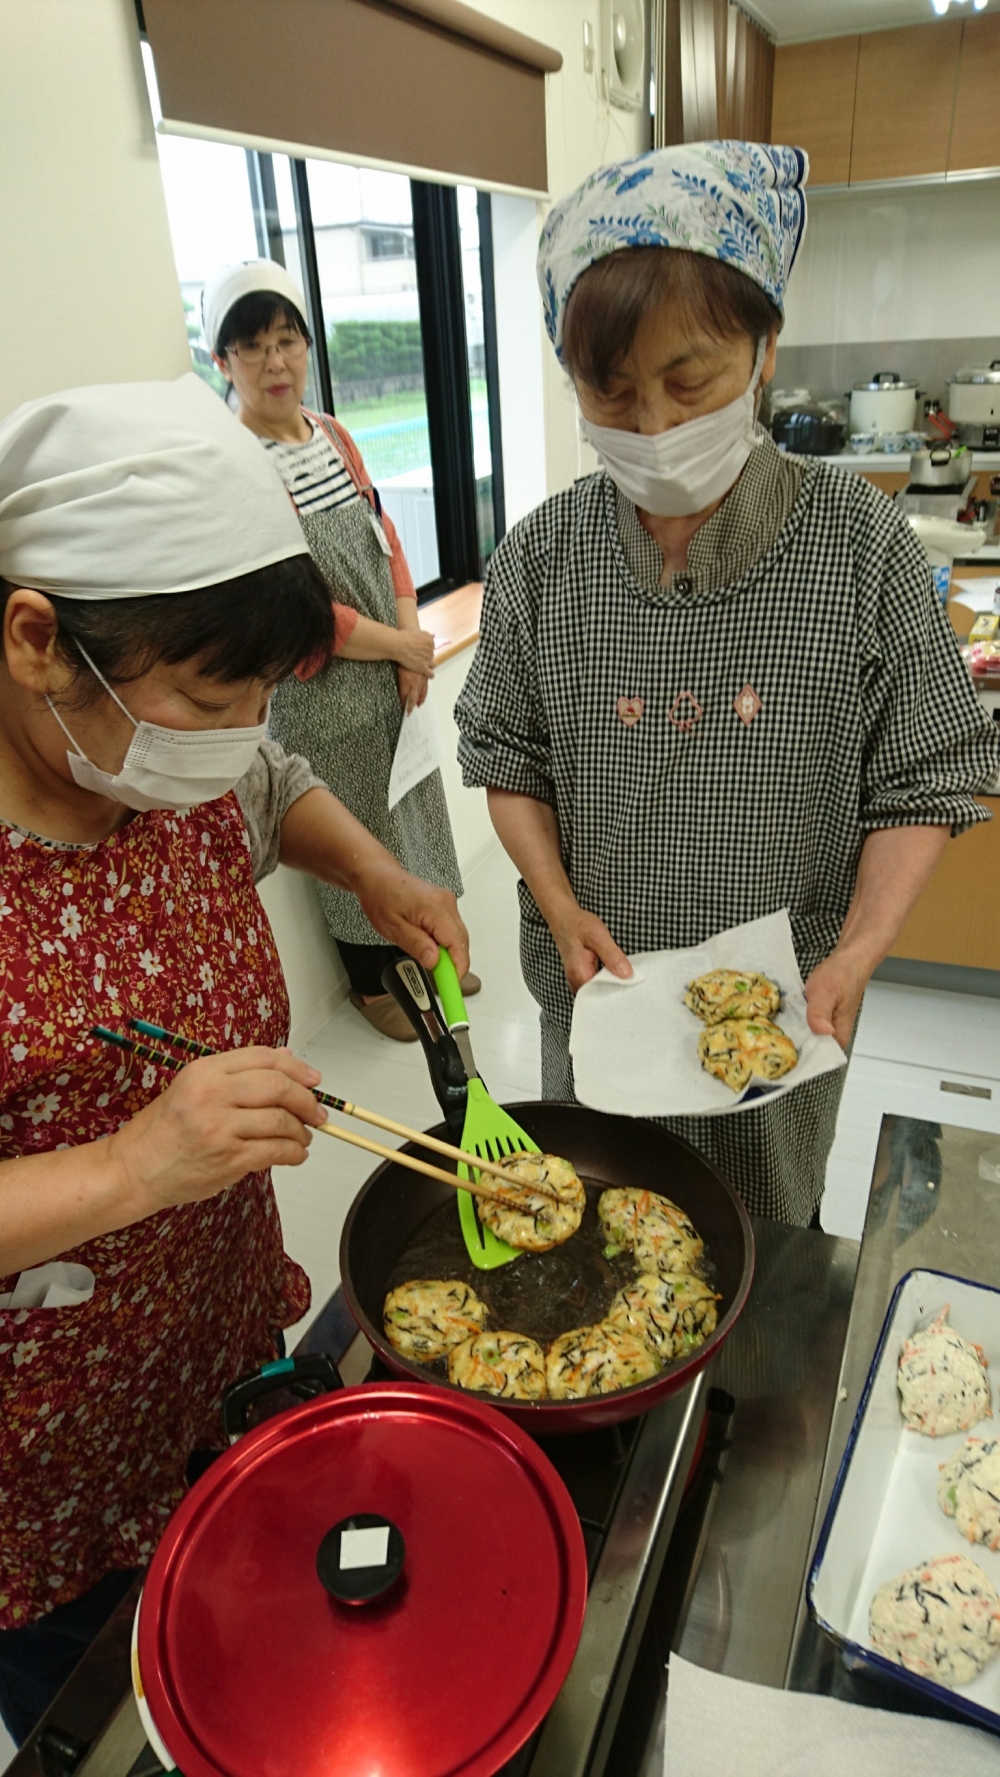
[{"xmin": 10, "ymin": 1213, "xmax": 851, "ymax": 1777}]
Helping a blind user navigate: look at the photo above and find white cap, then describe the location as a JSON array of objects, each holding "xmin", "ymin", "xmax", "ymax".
[
  {"xmin": 202, "ymin": 259, "xmax": 309, "ymax": 355},
  {"xmin": 0, "ymin": 373, "xmax": 309, "ymax": 600}
]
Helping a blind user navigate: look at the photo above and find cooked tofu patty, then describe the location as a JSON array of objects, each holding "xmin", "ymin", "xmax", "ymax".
[
  {"xmin": 869, "ymin": 1554, "xmax": 1000, "ymax": 1687},
  {"xmin": 476, "ymin": 1152, "xmax": 586, "ymax": 1253},
  {"xmin": 448, "ymin": 1330, "xmax": 547, "ymax": 1400},
  {"xmin": 939, "ymin": 1437, "xmax": 1000, "ymax": 1549},
  {"xmin": 383, "ymin": 1279, "xmax": 487, "ymax": 1363},
  {"xmin": 606, "ymin": 1272, "xmax": 719, "ymax": 1360},
  {"xmin": 684, "ymin": 968, "xmax": 781, "ymax": 1026},
  {"xmin": 546, "ymin": 1322, "xmax": 659, "ymax": 1400},
  {"xmin": 598, "ymin": 1187, "xmax": 704, "ymax": 1277},
  {"xmin": 898, "ymin": 1308, "xmax": 991, "ymax": 1437},
  {"xmin": 697, "ymin": 1018, "xmax": 797, "ymax": 1093}
]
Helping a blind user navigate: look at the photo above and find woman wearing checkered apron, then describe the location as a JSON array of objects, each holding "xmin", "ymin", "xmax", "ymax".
[{"xmin": 456, "ymin": 143, "xmax": 999, "ymax": 1225}]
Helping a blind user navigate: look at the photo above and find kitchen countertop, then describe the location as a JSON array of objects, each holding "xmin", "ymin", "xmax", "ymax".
[
  {"xmin": 820, "ymin": 451, "xmax": 1000, "ymax": 474},
  {"xmin": 788, "ymin": 1114, "xmax": 1000, "ymax": 1713},
  {"xmin": 672, "ymin": 1113, "xmax": 1000, "ymax": 1726}
]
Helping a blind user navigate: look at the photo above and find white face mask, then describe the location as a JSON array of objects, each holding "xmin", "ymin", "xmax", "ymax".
[
  {"xmin": 578, "ymin": 338, "xmax": 767, "ymax": 518},
  {"xmin": 47, "ymin": 647, "xmax": 267, "ymax": 813}
]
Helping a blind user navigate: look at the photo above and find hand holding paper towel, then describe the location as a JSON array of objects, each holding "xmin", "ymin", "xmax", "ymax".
[{"xmin": 570, "ymin": 910, "xmax": 845, "ymax": 1118}]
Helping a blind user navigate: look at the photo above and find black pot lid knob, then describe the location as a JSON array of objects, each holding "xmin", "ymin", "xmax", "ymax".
[{"xmin": 317, "ymin": 1513, "xmax": 405, "ymax": 1605}]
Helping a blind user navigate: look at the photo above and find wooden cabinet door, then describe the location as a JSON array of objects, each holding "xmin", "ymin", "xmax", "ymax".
[
  {"xmin": 889, "ymin": 798, "xmax": 1000, "ymax": 971},
  {"xmin": 949, "ymin": 14, "xmax": 1000, "ymax": 173},
  {"xmin": 850, "ymin": 19, "xmax": 963, "ymax": 182},
  {"xmin": 771, "ymin": 36, "xmax": 858, "ymax": 186}
]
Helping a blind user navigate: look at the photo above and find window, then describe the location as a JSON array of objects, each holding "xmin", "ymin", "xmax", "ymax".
[
  {"xmin": 151, "ymin": 117, "xmax": 503, "ymax": 596},
  {"xmin": 302, "ymin": 162, "xmax": 439, "ymax": 585},
  {"xmin": 363, "ymin": 228, "xmax": 415, "ymax": 261}
]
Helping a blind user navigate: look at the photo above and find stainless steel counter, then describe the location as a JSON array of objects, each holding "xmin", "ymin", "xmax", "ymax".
[{"xmin": 674, "ymin": 1218, "xmax": 858, "ymax": 1686}]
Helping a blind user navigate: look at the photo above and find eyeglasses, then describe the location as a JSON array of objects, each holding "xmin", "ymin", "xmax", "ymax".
[{"xmin": 227, "ymin": 334, "xmax": 309, "ymax": 365}]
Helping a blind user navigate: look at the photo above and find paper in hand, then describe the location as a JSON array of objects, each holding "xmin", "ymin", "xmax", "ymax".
[{"xmin": 387, "ymin": 693, "xmax": 442, "ymax": 811}]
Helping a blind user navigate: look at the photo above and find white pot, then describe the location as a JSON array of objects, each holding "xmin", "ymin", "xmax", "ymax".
[
  {"xmin": 849, "ymin": 375, "xmax": 918, "ymax": 436},
  {"xmin": 947, "ymin": 364, "xmax": 1000, "ymax": 426}
]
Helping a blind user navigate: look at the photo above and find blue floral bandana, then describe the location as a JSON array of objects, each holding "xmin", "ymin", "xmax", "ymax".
[{"xmin": 537, "ymin": 141, "xmax": 809, "ymax": 362}]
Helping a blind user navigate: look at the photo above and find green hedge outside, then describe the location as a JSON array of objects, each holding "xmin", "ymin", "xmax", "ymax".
[{"xmin": 327, "ymin": 320, "xmax": 424, "ymax": 387}]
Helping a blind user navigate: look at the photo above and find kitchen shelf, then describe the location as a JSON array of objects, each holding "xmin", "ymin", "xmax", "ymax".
[{"xmin": 820, "ymin": 451, "xmax": 1000, "ymax": 473}]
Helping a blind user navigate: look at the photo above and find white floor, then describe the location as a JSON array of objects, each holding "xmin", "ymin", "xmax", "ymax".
[{"xmin": 5, "ymin": 845, "xmax": 1000, "ymax": 1772}]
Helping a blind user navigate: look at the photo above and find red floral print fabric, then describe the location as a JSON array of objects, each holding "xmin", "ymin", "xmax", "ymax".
[{"xmin": 0, "ymin": 794, "xmax": 310, "ymax": 1628}]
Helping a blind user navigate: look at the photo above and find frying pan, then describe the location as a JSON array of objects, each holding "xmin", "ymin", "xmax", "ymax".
[
  {"xmin": 341, "ymin": 1102, "xmax": 754, "ymax": 1432},
  {"xmin": 339, "ymin": 961, "xmax": 755, "ymax": 1432}
]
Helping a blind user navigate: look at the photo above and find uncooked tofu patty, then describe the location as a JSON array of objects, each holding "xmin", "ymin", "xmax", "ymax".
[
  {"xmin": 598, "ymin": 1187, "xmax": 704, "ymax": 1277},
  {"xmin": 546, "ymin": 1322, "xmax": 659, "ymax": 1400},
  {"xmin": 383, "ymin": 1279, "xmax": 487, "ymax": 1363},
  {"xmin": 684, "ymin": 968, "xmax": 781, "ymax": 1026},
  {"xmin": 869, "ymin": 1554, "xmax": 1000, "ymax": 1687},
  {"xmin": 476, "ymin": 1152, "xmax": 585, "ymax": 1252},
  {"xmin": 898, "ymin": 1308, "xmax": 991, "ymax": 1437},
  {"xmin": 939, "ymin": 1437, "xmax": 1000, "ymax": 1548},
  {"xmin": 697, "ymin": 1019, "xmax": 797, "ymax": 1093},
  {"xmin": 605, "ymin": 1272, "xmax": 719, "ymax": 1360},
  {"xmin": 448, "ymin": 1331, "xmax": 547, "ymax": 1400}
]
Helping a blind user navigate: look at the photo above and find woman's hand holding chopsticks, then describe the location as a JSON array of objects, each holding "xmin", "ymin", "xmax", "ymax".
[
  {"xmin": 2, "ymin": 1049, "xmax": 328, "ymax": 1277},
  {"xmin": 110, "ymin": 1048, "xmax": 329, "ymax": 1211}
]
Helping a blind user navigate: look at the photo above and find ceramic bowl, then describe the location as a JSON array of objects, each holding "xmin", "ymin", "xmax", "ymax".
[{"xmin": 849, "ymin": 432, "xmax": 876, "ymax": 453}]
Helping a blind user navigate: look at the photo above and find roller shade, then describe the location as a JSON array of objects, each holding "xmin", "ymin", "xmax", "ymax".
[{"xmin": 142, "ymin": 0, "xmax": 562, "ymax": 196}]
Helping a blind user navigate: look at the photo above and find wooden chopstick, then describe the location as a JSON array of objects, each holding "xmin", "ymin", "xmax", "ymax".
[
  {"xmin": 92, "ymin": 1024, "xmax": 559, "ymax": 1207},
  {"xmin": 124, "ymin": 1019, "xmax": 556, "ymax": 1201},
  {"xmin": 313, "ymin": 1118, "xmax": 535, "ymax": 1208}
]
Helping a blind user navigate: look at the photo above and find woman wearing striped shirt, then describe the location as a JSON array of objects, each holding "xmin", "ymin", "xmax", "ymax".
[{"xmin": 205, "ymin": 261, "xmax": 476, "ymax": 1041}]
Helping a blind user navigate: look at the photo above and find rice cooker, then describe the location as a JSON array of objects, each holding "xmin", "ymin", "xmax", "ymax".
[
  {"xmin": 849, "ymin": 372, "xmax": 918, "ymax": 436},
  {"xmin": 947, "ymin": 362, "xmax": 1000, "ymax": 449}
]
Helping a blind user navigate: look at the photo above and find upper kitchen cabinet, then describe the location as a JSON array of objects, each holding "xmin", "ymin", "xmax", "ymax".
[
  {"xmin": 770, "ymin": 36, "xmax": 858, "ymax": 186},
  {"xmin": 949, "ymin": 13, "xmax": 1000, "ymax": 173},
  {"xmin": 850, "ymin": 20, "xmax": 963, "ymax": 182}
]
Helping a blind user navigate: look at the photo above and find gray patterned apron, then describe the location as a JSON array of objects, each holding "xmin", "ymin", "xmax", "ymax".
[{"xmin": 269, "ymin": 500, "xmax": 462, "ymax": 946}]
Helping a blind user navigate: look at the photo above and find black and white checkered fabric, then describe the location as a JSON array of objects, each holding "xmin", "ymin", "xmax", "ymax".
[{"xmin": 456, "ymin": 462, "xmax": 1000, "ymax": 1220}]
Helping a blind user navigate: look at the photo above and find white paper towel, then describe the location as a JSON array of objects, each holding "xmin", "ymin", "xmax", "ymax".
[
  {"xmin": 569, "ymin": 909, "xmax": 846, "ymax": 1118},
  {"xmin": 0, "ymin": 1261, "xmax": 95, "ymax": 1310},
  {"xmin": 664, "ymin": 1656, "xmax": 1000, "ymax": 1775}
]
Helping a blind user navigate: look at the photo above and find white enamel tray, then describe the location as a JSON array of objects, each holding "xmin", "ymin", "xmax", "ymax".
[{"xmin": 809, "ymin": 1268, "xmax": 1000, "ymax": 1733}]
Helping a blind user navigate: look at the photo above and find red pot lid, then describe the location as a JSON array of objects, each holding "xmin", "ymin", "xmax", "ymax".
[{"xmin": 138, "ymin": 1382, "xmax": 587, "ymax": 1777}]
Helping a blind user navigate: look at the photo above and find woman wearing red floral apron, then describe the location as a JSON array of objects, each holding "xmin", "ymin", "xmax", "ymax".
[{"xmin": 0, "ymin": 374, "xmax": 468, "ymax": 1744}]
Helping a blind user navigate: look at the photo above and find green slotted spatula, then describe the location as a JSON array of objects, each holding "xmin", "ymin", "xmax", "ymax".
[{"xmin": 431, "ymin": 950, "xmax": 541, "ymax": 1271}]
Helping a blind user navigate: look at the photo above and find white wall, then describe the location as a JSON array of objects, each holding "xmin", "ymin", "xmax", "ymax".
[
  {"xmin": 783, "ymin": 181, "xmax": 1000, "ymax": 347},
  {"xmin": 0, "ymin": 0, "xmax": 191, "ymax": 415},
  {"xmin": 0, "ymin": 0, "xmax": 627, "ymax": 1043},
  {"xmin": 475, "ymin": 2, "xmax": 651, "ymax": 498}
]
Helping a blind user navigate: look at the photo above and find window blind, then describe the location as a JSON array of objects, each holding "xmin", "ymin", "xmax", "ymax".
[{"xmin": 142, "ymin": 0, "xmax": 562, "ymax": 196}]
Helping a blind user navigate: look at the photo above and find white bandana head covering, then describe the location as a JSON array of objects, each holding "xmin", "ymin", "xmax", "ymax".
[
  {"xmin": 202, "ymin": 259, "xmax": 309, "ymax": 356},
  {"xmin": 0, "ymin": 373, "xmax": 308, "ymax": 599},
  {"xmin": 538, "ymin": 141, "xmax": 809, "ymax": 362}
]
